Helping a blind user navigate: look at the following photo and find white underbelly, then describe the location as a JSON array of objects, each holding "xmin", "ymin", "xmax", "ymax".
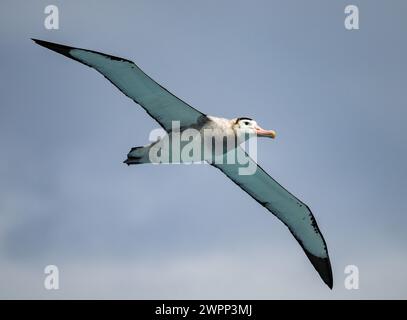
[{"xmin": 148, "ymin": 128, "xmax": 237, "ymax": 164}]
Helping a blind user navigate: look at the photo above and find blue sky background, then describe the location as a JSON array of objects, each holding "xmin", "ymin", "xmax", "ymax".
[{"xmin": 0, "ymin": 0, "xmax": 406, "ymax": 298}]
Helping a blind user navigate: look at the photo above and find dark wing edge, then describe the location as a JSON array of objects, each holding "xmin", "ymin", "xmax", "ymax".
[
  {"xmin": 31, "ymin": 38, "xmax": 206, "ymax": 131},
  {"xmin": 211, "ymin": 157, "xmax": 333, "ymax": 289},
  {"xmin": 287, "ymin": 202, "xmax": 333, "ymax": 289}
]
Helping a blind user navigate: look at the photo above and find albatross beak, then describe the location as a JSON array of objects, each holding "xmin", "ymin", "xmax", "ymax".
[{"xmin": 255, "ymin": 126, "xmax": 276, "ymax": 139}]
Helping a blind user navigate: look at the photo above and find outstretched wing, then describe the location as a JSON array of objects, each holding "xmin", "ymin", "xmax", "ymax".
[
  {"xmin": 32, "ymin": 39, "xmax": 206, "ymax": 132},
  {"xmin": 211, "ymin": 147, "xmax": 333, "ymax": 288}
]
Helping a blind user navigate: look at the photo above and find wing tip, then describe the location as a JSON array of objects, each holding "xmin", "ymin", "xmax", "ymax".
[
  {"xmin": 31, "ymin": 38, "xmax": 134, "ymax": 65},
  {"xmin": 305, "ymin": 251, "xmax": 333, "ymax": 289},
  {"xmin": 32, "ymin": 38, "xmax": 74, "ymax": 60}
]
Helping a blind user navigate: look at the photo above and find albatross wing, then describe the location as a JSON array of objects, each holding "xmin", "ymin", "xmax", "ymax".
[
  {"xmin": 32, "ymin": 39, "xmax": 205, "ymax": 132},
  {"xmin": 212, "ymin": 147, "xmax": 333, "ymax": 288}
]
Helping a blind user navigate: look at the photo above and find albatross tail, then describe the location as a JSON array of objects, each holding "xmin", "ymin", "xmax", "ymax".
[{"xmin": 124, "ymin": 146, "xmax": 151, "ymax": 165}]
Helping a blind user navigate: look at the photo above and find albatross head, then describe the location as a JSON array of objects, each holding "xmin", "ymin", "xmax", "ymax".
[{"xmin": 233, "ymin": 117, "xmax": 276, "ymax": 139}]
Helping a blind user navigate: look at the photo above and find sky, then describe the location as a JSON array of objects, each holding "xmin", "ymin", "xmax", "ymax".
[{"xmin": 0, "ymin": 0, "xmax": 406, "ymax": 299}]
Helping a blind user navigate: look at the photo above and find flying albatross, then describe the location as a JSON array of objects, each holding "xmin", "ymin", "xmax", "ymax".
[{"xmin": 32, "ymin": 39, "xmax": 333, "ymax": 289}]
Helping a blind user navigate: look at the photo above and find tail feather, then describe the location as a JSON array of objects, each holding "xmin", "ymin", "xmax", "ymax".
[{"xmin": 124, "ymin": 146, "xmax": 151, "ymax": 165}]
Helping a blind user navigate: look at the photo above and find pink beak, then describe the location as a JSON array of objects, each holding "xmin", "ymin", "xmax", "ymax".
[{"xmin": 255, "ymin": 126, "xmax": 276, "ymax": 139}]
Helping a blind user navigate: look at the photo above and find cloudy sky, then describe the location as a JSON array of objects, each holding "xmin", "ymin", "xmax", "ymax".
[{"xmin": 1, "ymin": 0, "xmax": 406, "ymax": 299}]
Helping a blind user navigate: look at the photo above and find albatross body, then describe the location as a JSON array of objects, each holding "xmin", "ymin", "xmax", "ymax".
[
  {"xmin": 125, "ymin": 115, "xmax": 274, "ymax": 165},
  {"xmin": 33, "ymin": 39, "xmax": 333, "ymax": 289}
]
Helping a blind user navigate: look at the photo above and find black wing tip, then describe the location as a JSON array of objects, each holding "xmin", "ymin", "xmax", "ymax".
[
  {"xmin": 32, "ymin": 38, "xmax": 133, "ymax": 64},
  {"xmin": 305, "ymin": 251, "xmax": 333, "ymax": 289},
  {"xmin": 32, "ymin": 38, "xmax": 75, "ymax": 59}
]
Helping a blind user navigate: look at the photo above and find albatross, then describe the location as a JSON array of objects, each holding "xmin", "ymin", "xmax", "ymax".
[{"xmin": 32, "ymin": 39, "xmax": 333, "ymax": 289}]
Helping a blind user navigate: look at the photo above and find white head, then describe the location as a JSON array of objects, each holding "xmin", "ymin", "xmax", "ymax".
[{"xmin": 233, "ymin": 117, "xmax": 276, "ymax": 140}]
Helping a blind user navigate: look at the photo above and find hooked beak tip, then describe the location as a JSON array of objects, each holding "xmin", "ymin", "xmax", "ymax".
[{"xmin": 269, "ymin": 130, "xmax": 276, "ymax": 139}]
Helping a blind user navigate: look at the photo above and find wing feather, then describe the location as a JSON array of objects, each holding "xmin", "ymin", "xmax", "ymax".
[
  {"xmin": 32, "ymin": 39, "xmax": 205, "ymax": 131},
  {"xmin": 212, "ymin": 147, "xmax": 333, "ymax": 288}
]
